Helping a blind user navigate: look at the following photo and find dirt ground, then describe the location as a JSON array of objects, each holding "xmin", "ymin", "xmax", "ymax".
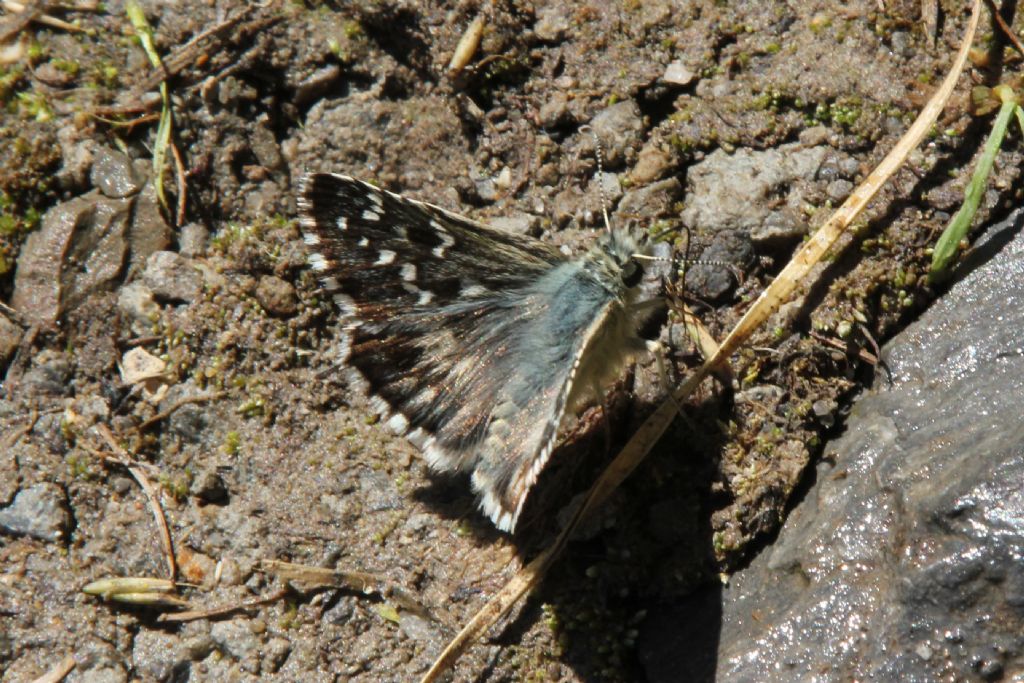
[{"xmin": 0, "ymin": 1, "xmax": 1020, "ymax": 681}]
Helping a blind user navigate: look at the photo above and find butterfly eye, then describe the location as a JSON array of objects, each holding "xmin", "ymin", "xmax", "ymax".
[{"xmin": 621, "ymin": 259, "xmax": 644, "ymax": 287}]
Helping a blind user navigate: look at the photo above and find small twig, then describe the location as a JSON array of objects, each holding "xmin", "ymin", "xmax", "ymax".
[
  {"xmin": 2, "ymin": 0, "xmax": 88, "ymax": 34},
  {"xmin": 158, "ymin": 587, "xmax": 289, "ymax": 623},
  {"xmin": 132, "ymin": 391, "xmax": 225, "ymax": 433},
  {"xmin": 808, "ymin": 330, "xmax": 879, "ymax": 365},
  {"xmin": 0, "ymin": 0, "xmax": 40, "ymax": 43},
  {"xmin": 3, "ymin": 406, "xmax": 38, "ymax": 449},
  {"xmin": 29, "ymin": 655, "xmax": 76, "ymax": 683},
  {"xmin": 92, "ymin": 424, "xmax": 177, "ymax": 581},
  {"xmin": 170, "ymin": 140, "xmax": 187, "ymax": 226},
  {"xmin": 260, "ymin": 559, "xmax": 431, "ymax": 618},
  {"xmin": 133, "ymin": 11, "xmax": 250, "ymax": 92},
  {"xmin": 985, "ymin": 0, "xmax": 1024, "ymax": 56}
]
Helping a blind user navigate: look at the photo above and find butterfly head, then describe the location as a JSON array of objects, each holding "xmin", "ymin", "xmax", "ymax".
[{"xmin": 594, "ymin": 226, "xmax": 652, "ymax": 291}]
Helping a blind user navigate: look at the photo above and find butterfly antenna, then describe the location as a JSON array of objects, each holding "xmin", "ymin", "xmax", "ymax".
[{"xmin": 581, "ymin": 125, "xmax": 613, "ymax": 234}]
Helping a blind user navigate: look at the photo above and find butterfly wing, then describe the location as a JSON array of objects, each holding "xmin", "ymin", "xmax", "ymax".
[{"xmin": 299, "ymin": 173, "xmax": 621, "ymax": 530}]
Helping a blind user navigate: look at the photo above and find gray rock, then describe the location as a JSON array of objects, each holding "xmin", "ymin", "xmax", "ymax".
[
  {"xmin": 662, "ymin": 60, "xmax": 696, "ymax": 86},
  {"xmin": 191, "ymin": 468, "xmax": 229, "ymax": 505},
  {"xmin": 0, "ymin": 313, "xmax": 22, "ymax": 364},
  {"xmin": 255, "ymin": 275, "xmax": 298, "ymax": 316},
  {"xmin": 750, "ymin": 208, "xmax": 808, "ymax": 246},
  {"xmin": 631, "ymin": 143, "xmax": 674, "ymax": 184},
  {"xmin": 21, "ymin": 349, "xmax": 72, "ymax": 397},
  {"xmin": 131, "ymin": 628, "xmax": 194, "ymax": 682},
  {"xmin": 143, "ymin": 251, "xmax": 202, "ymax": 303},
  {"xmin": 642, "ymin": 210, "xmax": 1024, "ymax": 681},
  {"xmin": 128, "ymin": 181, "xmax": 172, "ymax": 270},
  {"xmin": 681, "ymin": 144, "xmax": 827, "ymax": 235},
  {"xmin": 11, "ymin": 192, "xmax": 131, "ymax": 325},
  {"xmin": 826, "ymin": 178, "xmax": 854, "ymax": 202},
  {"xmin": 684, "ymin": 230, "xmax": 752, "ymax": 302},
  {"xmin": 615, "ymin": 177, "xmax": 682, "ymax": 222},
  {"xmin": 589, "ymin": 101, "xmax": 644, "ymax": 168},
  {"xmin": 294, "ymin": 64, "xmax": 342, "ymax": 106},
  {"xmin": 55, "ymin": 125, "xmax": 97, "ymax": 191},
  {"xmin": 117, "ymin": 281, "xmax": 159, "ymax": 331},
  {"xmin": 0, "ymin": 482, "xmax": 71, "ymax": 542},
  {"xmin": 90, "ymin": 146, "xmax": 143, "ymax": 198},
  {"xmin": 489, "ymin": 213, "xmax": 541, "ymax": 237},
  {"xmin": 263, "ymin": 636, "xmax": 292, "ymax": 673},
  {"xmin": 538, "ymin": 92, "xmax": 571, "ymax": 129},
  {"xmin": 210, "ymin": 618, "xmax": 262, "ymax": 663},
  {"xmin": 76, "ymin": 666, "xmax": 128, "ymax": 683},
  {"xmin": 179, "ymin": 222, "xmax": 209, "ymax": 258},
  {"xmin": 398, "ymin": 613, "xmax": 442, "ymax": 649},
  {"xmin": 534, "ymin": 5, "xmax": 570, "ymax": 41},
  {"xmin": 250, "ymin": 121, "xmax": 283, "ymax": 171}
]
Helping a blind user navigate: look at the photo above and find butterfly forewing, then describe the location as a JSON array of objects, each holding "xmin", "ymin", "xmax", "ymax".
[{"xmin": 299, "ymin": 173, "xmax": 634, "ymax": 531}]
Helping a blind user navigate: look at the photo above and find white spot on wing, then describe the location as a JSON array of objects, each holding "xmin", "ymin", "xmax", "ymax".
[
  {"xmin": 401, "ymin": 263, "xmax": 417, "ymax": 282},
  {"xmin": 303, "ymin": 232, "xmax": 320, "ymax": 246},
  {"xmin": 337, "ymin": 216, "xmax": 347, "ymax": 231},
  {"xmin": 417, "ymin": 290, "xmax": 434, "ymax": 305},
  {"xmin": 309, "ymin": 253, "xmax": 328, "ymax": 271},
  {"xmin": 462, "ymin": 284, "xmax": 490, "ymax": 297},
  {"xmin": 358, "ymin": 237, "xmax": 370, "ymax": 247},
  {"xmin": 362, "ymin": 209, "xmax": 380, "ymax": 221},
  {"xmin": 375, "ymin": 250, "xmax": 397, "ymax": 265},
  {"xmin": 386, "ymin": 413, "xmax": 409, "ymax": 434}
]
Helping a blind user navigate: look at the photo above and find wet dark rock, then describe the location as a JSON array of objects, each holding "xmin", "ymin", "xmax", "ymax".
[
  {"xmin": 256, "ymin": 275, "xmax": 298, "ymax": 316},
  {"xmin": 90, "ymin": 146, "xmax": 144, "ymax": 199},
  {"xmin": 645, "ymin": 212, "xmax": 1024, "ymax": 681},
  {"xmin": 143, "ymin": 251, "xmax": 202, "ymax": 303},
  {"xmin": 684, "ymin": 230, "xmax": 753, "ymax": 302},
  {"xmin": 11, "ymin": 192, "xmax": 131, "ymax": 325},
  {"xmin": 0, "ymin": 482, "xmax": 71, "ymax": 542}
]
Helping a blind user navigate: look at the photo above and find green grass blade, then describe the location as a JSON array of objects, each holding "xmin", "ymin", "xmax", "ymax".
[
  {"xmin": 929, "ymin": 97, "xmax": 1017, "ymax": 280},
  {"xmin": 126, "ymin": 0, "xmax": 171, "ymax": 212}
]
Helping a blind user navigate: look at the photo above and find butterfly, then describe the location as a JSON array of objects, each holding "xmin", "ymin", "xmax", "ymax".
[{"xmin": 298, "ymin": 172, "xmax": 664, "ymax": 532}]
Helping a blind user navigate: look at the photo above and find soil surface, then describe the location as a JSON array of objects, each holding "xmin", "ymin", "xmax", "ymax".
[{"xmin": 0, "ymin": 1, "xmax": 1020, "ymax": 681}]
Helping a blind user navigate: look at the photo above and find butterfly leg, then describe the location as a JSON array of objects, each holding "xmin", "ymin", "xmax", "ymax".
[
  {"xmin": 646, "ymin": 339, "xmax": 687, "ymax": 421},
  {"xmin": 589, "ymin": 378, "xmax": 615, "ymax": 456}
]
